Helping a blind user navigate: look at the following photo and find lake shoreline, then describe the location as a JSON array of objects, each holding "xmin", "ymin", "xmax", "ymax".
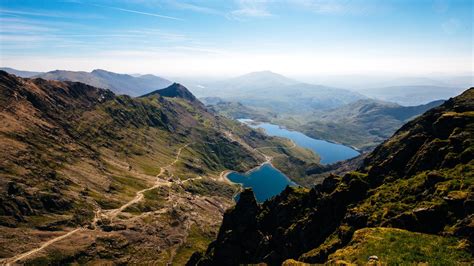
[
  {"xmin": 243, "ymin": 118, "xmax": 363, "ymax": 153},
  {"xmin": 223, "ymin": 159, "xmax": 297, "ymax": 203},
  {"xmin": 237, "ymin": 118, "xmax": 360, "ymax": 164}
]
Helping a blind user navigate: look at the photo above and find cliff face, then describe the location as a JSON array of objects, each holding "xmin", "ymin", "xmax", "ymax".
[{"xmin": 190, "ymin": 88, "xmax": 474, "ymax": 265}]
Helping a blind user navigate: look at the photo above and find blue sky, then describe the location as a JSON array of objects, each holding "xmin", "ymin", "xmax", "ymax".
[{"xmin": 0, "ymin": 0, "xmax": 472, "ymax": 77}]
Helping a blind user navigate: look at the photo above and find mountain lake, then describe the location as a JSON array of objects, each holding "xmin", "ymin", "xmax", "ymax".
[{"xmin": 227, "ymin": 119, "xmax": 360, "ymax": 202}]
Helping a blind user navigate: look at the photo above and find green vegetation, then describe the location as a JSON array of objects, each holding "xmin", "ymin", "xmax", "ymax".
[
  {"xmin": 173, "ymin": 225, "xmax": 216, "ymax": 266},
  {"xmin": 123, "ymin": 187, "xmax": 170, "ymax": 214},
  {"xmin": 355, "ymin": 162, "xmax": 473, "ymax": 226},
  {"xmin": 328, "ymin": 227, "xmax": 473, "ymax": 265},
  {"xmin": 183, "ymin": 178, "xmax": 237, "ymax": 198}
]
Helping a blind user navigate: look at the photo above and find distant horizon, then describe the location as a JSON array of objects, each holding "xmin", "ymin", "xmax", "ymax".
[
  {"xmin": 2, "ymin": 66, "xmax": 473, "ymax": 80},
  {"xmin": 2, "ymin": 66, "xmax": 472, "ymax": 92},
  {"xmin": 1, "ymin": 0, "xmax": 472, "ymax": 76}
]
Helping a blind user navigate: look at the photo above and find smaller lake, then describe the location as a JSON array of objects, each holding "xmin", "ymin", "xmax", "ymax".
[
  {"xmin": 227, "ymin": 163, "xmax": 296, "ymax": 203},
  {"xmin": 238, "ymin": 119, "xmax": 359, "ymax": 164}
]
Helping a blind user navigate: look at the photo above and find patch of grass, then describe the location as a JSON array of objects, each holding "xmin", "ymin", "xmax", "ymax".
[
  {"xmin": 26, "ymin": 214, "xmax": 73, "ymax": 229},
  {"xmin": 172, "ymin": 224, "xmax": 215, "ymax": 266},
  {"xmin": 25, "ymin": 250, "xmax": 70, "ymax": 265},
  {"xmin": 109, "ymin": 174, "xmax": 149, "ymax": 196},
  {"xmin": 123, "ymin": 186, "xmax": 169, "ymax": 214},
  {"xmin": 89, "ymin": 190, "xmax": 122, "ymax": 209},
  {"xmin": 328, "ymin": 227, "xmax": 473, "ymax": 265},
  {"xmin": 183, "ymin": 178, "xmax": 236, "ymax": 198},
  {"xmin": 353, "ymin": 162, "xmax": 473, "ymax": 225}
]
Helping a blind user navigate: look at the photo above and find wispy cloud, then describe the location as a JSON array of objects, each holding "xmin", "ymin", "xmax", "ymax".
[
  {"xmin": 292, "ymin": 0, "xmax": 380, "ymax": 15},
  {"xmin": 0, "ymin": 24, "xmax": 56, "ymax": 33},
  {"xmin": 0, "ymin": 19, "xmax": 58, "ymax": 33},
  {"xmin": 230, "ymin": 0, "xmax": 273, "ymax": 19},
  {"xmin": 126, "ymin": 29, "xmax": 190, "ymax": 42},
  {"xmin": 0, "ymin": 7, "xmax": 103, "ymax": 19},
  {"xmin": 91, "ymin": 4, "xmax": 184, "ymax": 21},
  {"xmin": 442, "ymin": 18, "xmax": 461, "ymax": 35},
  {"xmin": 293, "ymin": 0, "xmax": 346, "ymax": 13},
  {"xmin": 168, "ymin": 1, "xmax": 224, "ymax": 16}
]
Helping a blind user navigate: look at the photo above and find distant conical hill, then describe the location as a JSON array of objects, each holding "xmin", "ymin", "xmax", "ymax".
[{"xmin": 141, "ymin": 82, "xmax": 197, "ymax": 102}]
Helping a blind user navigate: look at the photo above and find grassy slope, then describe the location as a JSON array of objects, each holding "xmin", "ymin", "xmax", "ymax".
[{"xmin": 328, "ymin": 227, "xmax": 472, "ymax": 264}]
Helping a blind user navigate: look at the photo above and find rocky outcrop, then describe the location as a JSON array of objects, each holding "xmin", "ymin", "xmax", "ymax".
[{"xmin": 142, "ymin": 83, "xmax": 198, "ymax": 102}]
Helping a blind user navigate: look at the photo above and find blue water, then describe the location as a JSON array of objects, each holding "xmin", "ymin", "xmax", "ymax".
[
  {"xmin": 227, "ymin": 163, "xmax": 296, "ymax": 203},
  {"xmin": 238, "ymin": 119, "xmax": 359, "ymax": 164}
]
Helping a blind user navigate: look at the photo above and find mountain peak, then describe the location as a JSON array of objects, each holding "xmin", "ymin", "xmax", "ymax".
[
  {"xmin": 91, "ymin": 69, "xmax": 108, "ymax": 73},
  {"xmin": 245, "ymin": 70, "xmax": 280, "ymax": 76},
  {"xmin": 91, "ymin": 69, "xmax": 119, "ymax": 76},
  {"xmin": 212, "ymin": 70, "xmax": 298, "ymax": 90},
  {"xmin": 237, "ymin": 70, "xmax": 297, "ymax": 83},
  {"xmin": 142, "ymin": 83, "xmax": 197, "ymax": 102}
]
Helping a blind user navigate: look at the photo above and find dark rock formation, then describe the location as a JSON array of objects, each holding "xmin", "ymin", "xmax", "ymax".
[{"xmin": 141, "ymin": 83, "xmax": 197, "ymax": 102}]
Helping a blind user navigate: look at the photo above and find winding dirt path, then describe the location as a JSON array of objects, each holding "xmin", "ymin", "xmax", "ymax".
[
  {"xmin": 3, "ymin": 228, "xmax": 83, "ymax": 265},
  {"xmin": 105, "ymin": 143, "xmax": 189, "ymax": 220},
  {"xmin": 2, "ymin": 144, "xmax": 191, "ymax": 266}
]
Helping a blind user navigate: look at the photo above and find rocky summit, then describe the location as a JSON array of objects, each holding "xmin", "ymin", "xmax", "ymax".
[
  {"xmin": 190, "ymin": 88, "xmax": 474, "ymax": 265},
  {"xmin": 141, "ymin": 82, "xmax": 198, "ymax": 102}
]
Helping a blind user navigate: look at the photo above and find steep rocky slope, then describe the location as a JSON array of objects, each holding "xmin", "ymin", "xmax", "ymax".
[
  {"xmin": 190, "ymin": 88, "xmax": 474, "ymax": 265},
  {"xmin": 0, "ymin": 71, "xmax": 319, "ymax": 264}
]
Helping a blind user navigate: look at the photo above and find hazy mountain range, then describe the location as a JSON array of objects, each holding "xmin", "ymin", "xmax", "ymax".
[
  {"xmin": 0, "ymin": 68, "xmax": 172, "ymax": 97},
  {"xmin": 302, "ymin": 74, "xmax": 471, "ymax": 106},
  {"xmin": 0, "ymin": 67, "xmax": 42, "ymax": 78},
  {"xmin": 193, "ymin": 71, "xmax": 366, "ymax": 112},
  {"xmin": 358, "ymin": 85, "xmax": 465, "ymax": 106},
  {"xmin": 3, "ymin": 67, "xmax": 468, "ymax": 107}
]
